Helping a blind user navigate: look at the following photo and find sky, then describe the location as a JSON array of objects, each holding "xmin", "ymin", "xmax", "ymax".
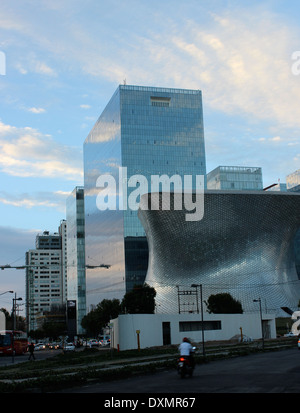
[{"xmin": 0, "ymin": 0, "xmax": 299, "ymax": 311}]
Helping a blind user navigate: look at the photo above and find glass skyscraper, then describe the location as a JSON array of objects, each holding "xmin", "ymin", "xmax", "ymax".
[
  {"xmin": 66, "ymin": 186, "xmax": 86, "ymax": 335},
  {"xmin": 84, "ymin": 85, "xmax": 206, "ymax": 309}
]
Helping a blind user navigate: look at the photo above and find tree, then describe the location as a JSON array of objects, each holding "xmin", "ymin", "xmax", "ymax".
[
  {"xmin": 0, "ymin": 308, "xmax": 10, "ymax": 328},
  {"xmin": 121, "ymin": 283, "xmax": 156, "ymax": 314},
  {"xmin": 0, "ymin": 308, "xmax": 26, "ymax": 331},
  {"xmin": 81, "ymin": 298, "xmax": 121, "ymax": 336},
  {"xmin": 205, "ymin": 293, "xmax": 243, "ymax": 314}
]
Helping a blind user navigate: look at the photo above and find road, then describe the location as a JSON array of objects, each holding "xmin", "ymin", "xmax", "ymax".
[
  {"xmin": 0, "ymin": 349, "xmax": 60, "ymax": 366},
  {"xmin": 59, "ymin": 348, "xmax": 300, "ymax": 393}
]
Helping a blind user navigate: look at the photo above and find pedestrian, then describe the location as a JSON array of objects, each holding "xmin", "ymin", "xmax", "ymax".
[{"xmin": 28, "ymin": 342, "xmax": 35, "ymax": 360}]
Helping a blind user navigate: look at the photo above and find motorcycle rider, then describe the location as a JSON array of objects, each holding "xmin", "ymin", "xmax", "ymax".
[{"xmin": 178, "ymin": 337, "xmax": 195, "ymax": 368}]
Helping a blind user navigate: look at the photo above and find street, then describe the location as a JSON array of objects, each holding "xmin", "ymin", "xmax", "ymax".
[
  {"xmin": 0, "ymin": 349, "xmax": 60, "ymax": 366},
  {"xmin": 59, "ymin": 347, "xmax": 300, "ymax": 393}
]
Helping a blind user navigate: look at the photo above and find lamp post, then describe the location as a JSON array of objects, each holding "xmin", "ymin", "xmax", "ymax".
[
  {"xmin": 12, "ymin": 293, "xmax": 22, "ymax": 363},
  {"xmin": 253, "ymin": 298, "xmax": 264, "ymax": 349},
  {"xmin": 191, "ymin": 284, "xmax": 205, "ymax": 356},
  {"xmin": 0, "ymin": 290, "xmax": 13, "ymax": 296}
]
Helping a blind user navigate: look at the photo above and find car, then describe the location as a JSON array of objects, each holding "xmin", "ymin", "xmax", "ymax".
[
  {"xmin": 284, "ymin": 332, "xmax": 297, "ymax": 337},
  {"xmin": 99, "ymin": 335, "xmax": 110, "ymax": 346},
  {"xmin": 87, "ymin": 339, "xmax": 99, "ymax": 348},
  {"xmin": 34, "ymin": 343, "xmax": 46, "ymax": 351},
  {"xmin": 48, "ymin": 342, "xmax": 59, "ymax": 350},
  {"xmin": 63, "ymin": 343, "xmax": 75, "ymax": 352}
]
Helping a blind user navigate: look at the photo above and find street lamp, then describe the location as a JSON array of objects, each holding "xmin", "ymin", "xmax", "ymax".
[
  {"xmin": 0, "ymin": 290, "xmax": 13, "ymax": 296},
  {"xmin": 253, "ymin": 298, "xmax": 264, "ymax": 349},
  {"xmin": 12, "ymin": 294, "xmax": 22, "ymax": 363},
  {"xmin": 191, "ymin": 284, "xmax": 205, "ymax": 356}
]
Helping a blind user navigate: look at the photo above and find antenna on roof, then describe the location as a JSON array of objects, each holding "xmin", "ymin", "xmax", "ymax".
[{"xmin": 123, "ymin": 78, "xmax": 127, "ymax": 85}]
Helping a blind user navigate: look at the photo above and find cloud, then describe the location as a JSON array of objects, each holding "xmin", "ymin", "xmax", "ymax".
[
  {"xmin": 27, "ymin": 107, "xmax": 46, "ymax": 114},
  {"xmin": 150, "ymin": 12, "xmax": 300, "ymax": 128},
  {"xmin": 0, "ymin": 190, "xmax": 68, "ymax": 211},
  {"xmin": 66, "ymin": 7, "xmax": 300, "ymax": 130},
  {"xmin": 0, "ymin": 1, "xmax": 299, "ymax": 188},
  {"xmin": 269, "ymin": 136, "xmax": 282, "ymax": 142},
  {"xmin": 0, "ymin": 121, "xmax": 83, "ymax": 181},
  {"xmin": 33, "ymin": 60, "xmax": 56, "ymax": 76},
  {"xmin": 258, "ymin": 136, "xmax": 282, "ymax": 143},
  {"xmin": 15, "ymin": 56, "xmax": 57, "ymax": 77},
  {"xmin": 0, "ymin": 226, "xmax": 41, "ymax": 303},
  {"xmin": 2, "ymin": 2, "xmax": 300, "ymax": 131}
]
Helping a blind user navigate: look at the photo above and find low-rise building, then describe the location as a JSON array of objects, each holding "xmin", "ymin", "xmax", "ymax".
[{"xmin": 110, "ymin": 313, "xmax": 276, "ymax": 351}]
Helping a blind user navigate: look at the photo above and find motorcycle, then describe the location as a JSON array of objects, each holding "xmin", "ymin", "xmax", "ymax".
[{"xmin": 177, "ymin": 347, "xmax": 196, "ymax": 378}]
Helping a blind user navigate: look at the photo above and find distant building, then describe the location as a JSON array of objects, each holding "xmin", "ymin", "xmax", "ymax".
[
  {"xmin": 35, "ymin": 231, "xmax": 62, "ymax": 249},
  {"xmin": 207, "ymin": 166, "xmax": 263, "ymax": 191},
  {"xmin": 289, "ymin": 185, "xmax": 300, "ymax": 192},
  {"xmin": 26, "ymin": 223, "xmax": 67, "ymax": 332},
  {"xmin": 66, "ymin": 186, "xmax": 86, "ymax": 336},
  {"xmin": 265, "ymin": 182, "xmax": 287, "ymax": 192},
  {"xmin": 59, "ymin": 220, "xmax": 68, "ymax": 305},
  {"xmin": 286, "ymin": 169, "xmax": 300, "ymax": 191}
]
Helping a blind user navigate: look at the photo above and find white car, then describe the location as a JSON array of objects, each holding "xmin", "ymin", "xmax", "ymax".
[{"xmin": 64, "ymin": 343, "xmax": 75, "ymax": 352}]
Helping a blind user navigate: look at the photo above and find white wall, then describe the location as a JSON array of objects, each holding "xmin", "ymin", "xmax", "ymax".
[
  {"xmin": 0, "ymin": 311, "xmax": 5, "ymax": 331},
  {"xmin": 110, "ymin": 313, "xmax": 276, "ymax": 351}
]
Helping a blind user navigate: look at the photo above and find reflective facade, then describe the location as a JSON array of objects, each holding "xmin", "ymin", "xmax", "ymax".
[
  {"xmin": 286, "ymin": 169, "xmax": 300, "ymax": 190},
  {"xmin": 286, "ymin": 170, "xmax": 300, "ymax": 276},
  {"xmin": 84, "ymin": 85, "xmax": 206, "ymax": 308},
  {"xmin": 207, "ymin": 166, "xmax": 263, "ymax": 190},
  {"xmin": 66, "ymin": 187, "xmax": 86, "ymax": 334},
  {"xmin": 138, "ymin": 191, "xmax": 300, "ymax": 316}
]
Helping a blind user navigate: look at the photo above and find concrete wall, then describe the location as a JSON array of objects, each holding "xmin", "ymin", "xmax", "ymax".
[
  {"xmin": 110, "ymin": 313, "xmax": 276, "ymax": 351},
  {"xmin": 0, "ymin": 311, "xmax": 5, "ymax": 331}
]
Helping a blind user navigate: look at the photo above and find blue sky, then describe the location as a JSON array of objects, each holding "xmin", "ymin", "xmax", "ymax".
[{"xmin": 0, "ymin": 0, "xmax": 300, "ymax": 308}]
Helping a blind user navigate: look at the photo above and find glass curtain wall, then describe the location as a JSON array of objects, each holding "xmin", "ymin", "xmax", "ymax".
[
  {"xmin": 207, "ymin": 166, "xmax": 263, "ymax": 191},
  {"xmin": 66, "ymin": 186, "xmax": 86, "ymax": 334},
  {"xmin": 84, "ymin": 85, "xmax": 206, "ymax": 308}
]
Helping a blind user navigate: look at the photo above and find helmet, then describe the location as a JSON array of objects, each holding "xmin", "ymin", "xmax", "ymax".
[{"xmin": 183, "ymin": 337, "xmax": 189, "ymax": 342}]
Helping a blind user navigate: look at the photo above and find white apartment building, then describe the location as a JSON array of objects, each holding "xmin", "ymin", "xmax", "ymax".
[{"xmin": 26, "ymin": 225, "xmax": 67, "ymax": 332}]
